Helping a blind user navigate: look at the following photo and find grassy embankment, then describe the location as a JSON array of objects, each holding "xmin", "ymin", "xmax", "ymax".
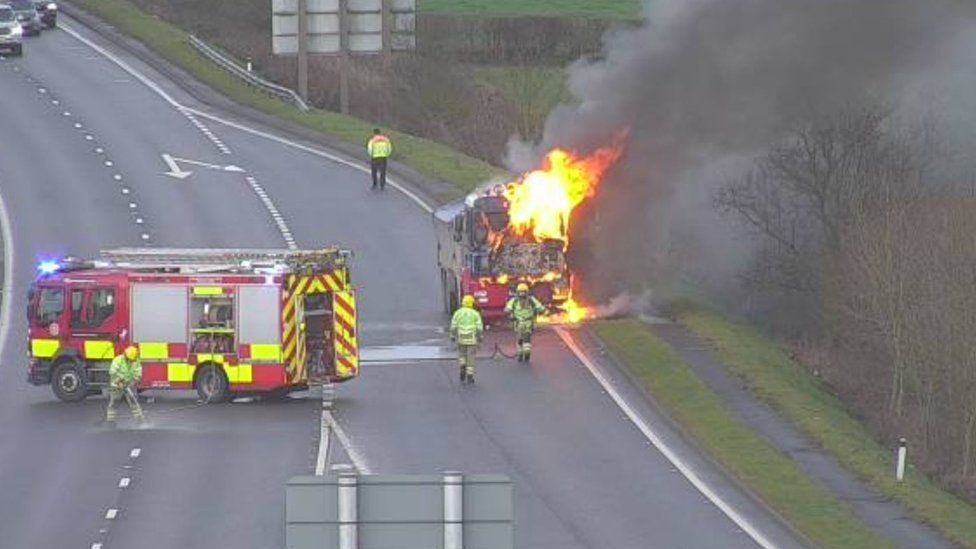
[
  {"xmin": 672, "ymin": 304, "xmax": 976, "ymax": 547},
  {"xmin": 70, "ymin": 0, "xmax": 505, "ymax": 199},
  {"xmin": 595, "ymin": 319, "xmax": 891, "ymax": 548},
  {"xmin": 420, "ymin": 0, "xmax": 641, "ymax": 20}
]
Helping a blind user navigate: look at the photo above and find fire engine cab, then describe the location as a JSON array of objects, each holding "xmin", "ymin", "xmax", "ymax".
[
  {"xmin": 27, "ymin": 248, "xmax": 359, "ymax": 402},
  {"xmin": 434, "ymin": 190, "xmax": 571, "ymax": 321}
]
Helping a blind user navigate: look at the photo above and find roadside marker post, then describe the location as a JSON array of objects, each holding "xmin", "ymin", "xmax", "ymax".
[{"xmin": 896, "ymin": 437, "xmax": 907, "ymax": 482}]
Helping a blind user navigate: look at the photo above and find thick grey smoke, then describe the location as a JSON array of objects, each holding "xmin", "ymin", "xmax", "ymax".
[{"xmin": 508, "ymin": 0, "xmax": 975, "ymax": 306}]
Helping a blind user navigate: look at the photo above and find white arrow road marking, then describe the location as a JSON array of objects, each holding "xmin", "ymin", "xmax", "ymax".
[{"xmin": 161, "ymin": 153, "xmax": 245, "ymax": 179}]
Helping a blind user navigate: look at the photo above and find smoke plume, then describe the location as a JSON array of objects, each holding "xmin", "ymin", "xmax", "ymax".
[{"xmin": 508, "ymin": 0, "xmax": 975, "ymax": 305}]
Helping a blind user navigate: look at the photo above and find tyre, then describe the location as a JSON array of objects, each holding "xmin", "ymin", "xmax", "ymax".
[
  {"xmin": 194, "ymin": 363, "xmax": 229, "ymax": 402},
  {"xmin": 52, "ymin": 360, "xmax": 88, "ymax": 402}
]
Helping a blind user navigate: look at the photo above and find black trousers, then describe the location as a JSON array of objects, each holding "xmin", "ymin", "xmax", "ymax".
[{"xmin": 371, "ymin": 157, "xmax": 388, "ymax": 189}]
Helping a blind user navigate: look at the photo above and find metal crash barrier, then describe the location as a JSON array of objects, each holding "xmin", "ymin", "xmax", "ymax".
[{"xmin": 286, "ymin": 473, "xmax": 513, "ymax": 549}]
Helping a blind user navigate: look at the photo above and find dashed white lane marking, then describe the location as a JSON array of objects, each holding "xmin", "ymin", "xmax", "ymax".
[
  {"xmin": 60, "ymin": 24, "xmax": 231, "ymax": 156},
  {"xmin": 105, "ymin": 509, "xmax": 118, "ymax": 520},
  {"xmin": 244, "ymin": 175, "xmax": 295, "ymax": 249},
  {"xmin": 91, "ymin": 544, "xmax": 103, "ymax": 549},
  {"xmin": 554, "ymin": 327, "xmax": 778, "ymax": 549},
  {"xmin": 130, "ymin": 448, "xmax": 141, "ymax": 458},
  {"xmin": 119, "ymin": 477, "xmax": 131, "ymax": 488}
]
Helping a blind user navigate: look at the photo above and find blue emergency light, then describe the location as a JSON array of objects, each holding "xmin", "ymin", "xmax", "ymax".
[{"xmin": 37, "ymin": 260, "xmax": 60, "ymax": 275}]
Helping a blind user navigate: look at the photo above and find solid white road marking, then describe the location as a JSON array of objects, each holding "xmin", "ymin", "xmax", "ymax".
[
  {"xmin": 554, "ymin": 327, "xmax": 778, "ymax": 549},
  {"xmin": 315, "ymin": 412, "xmax": 331, "ymax": 476},
  {"xmin": 0, "ymin": 179, "xmax": 15, "ymax": 381},
  {"xmin": 324, "ymin": 410, "xmax": 371, "ymax": 474}
]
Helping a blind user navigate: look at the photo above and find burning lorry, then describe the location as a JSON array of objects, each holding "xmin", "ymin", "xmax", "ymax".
[
  {"xmin": 434, "ymin": 190, "xmax": 571, "ymax": 320},
  {"xmin": 434, "ymin": 146, "xmax": 623, "ymax": 321}
]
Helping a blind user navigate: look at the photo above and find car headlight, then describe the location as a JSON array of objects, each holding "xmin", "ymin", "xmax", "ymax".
[
  {"xmin": 11, "ymin": 25, "xmax": 22, "ymax": 36},
  {"xmin": 47, "ymin": 3, "xmax": 57, "ymax": 10}
]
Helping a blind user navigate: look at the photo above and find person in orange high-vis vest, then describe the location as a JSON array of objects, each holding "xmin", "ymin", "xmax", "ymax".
[{"xmin": 367, "ymin": 128, "xmax": 392, "ymax": 190}]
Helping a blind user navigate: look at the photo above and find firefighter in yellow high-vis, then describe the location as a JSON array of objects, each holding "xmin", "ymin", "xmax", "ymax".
[
  {"xmin": 450, "ymin": 295, "xmax": 483, "ymax": 384},
  {"xmin": 505, "ymin": 283, "xmax": 545, "ymax": 362},
  {"xmin": 366, "ymin": 128, "xmax": 392, "ymax": 190},
  {"xmin": 106, "ymin": 346, "xmax": 144, "ymax": 424}
]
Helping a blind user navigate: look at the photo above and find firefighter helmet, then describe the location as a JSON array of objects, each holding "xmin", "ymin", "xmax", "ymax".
[
  {"xmin": 124, "ymin": 345, "xmax": 139, "ymax": 361},
  {"xmin": 462, "ymin": 295, "xmax": 475, "ymax": 308},
  {"xmin": 516, "ymin": 283, "xmax": 529, "ymax": 295}
]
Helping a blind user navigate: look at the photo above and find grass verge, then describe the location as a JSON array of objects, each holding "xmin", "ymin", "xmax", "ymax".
[
  {"xmin": 69, "ymin": 0, "xmax": 506, "ymax": 198},
  {"xmin": 419, "ymin": 0, "xmax": 640, "ymax": 20},
  {"xmin": 674, "ymin": 304, "xmax": 976, "ymax": 547},
  {"xmin": 594, "ymin": 319, "xmax": 891, "ymax": 548}
]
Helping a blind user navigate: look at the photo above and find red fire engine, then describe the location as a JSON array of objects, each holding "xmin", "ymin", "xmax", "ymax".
[
  {"xmin": 434, "ymin": 191, "xmax": 571, "ymax": 321},
  {"xmin": 27, "ymin": 248, "xmax": 359, "ymax": 402}
]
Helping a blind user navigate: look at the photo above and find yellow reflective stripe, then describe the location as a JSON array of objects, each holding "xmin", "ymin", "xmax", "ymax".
[
  {"xmin": 195, "ymin": 354, "xmax": 225, "ymax": 364},
  {"xmin": 167, "ymin": 363, "xmax": 194, "ymax": 383},
  {"xmin": 333, "ymin": 290, "xmax": 358, "ymax": 378},
  {"xmin": 250, "ymin": 344, "xmax": 281, "ymax": 362},
  {"xmin": 139, "ymin": 342, "xmax": 169, "ymax": 360},
  {"xmin": 84, "ymin": 340, "xmax": 116, "ymax": 360},
  {"xmin": 193, "ymin": 286, "xmax": 224, "ymax": 296},
  {"xmin": 225, "ymin": 364, "xmax": 253, "ymax": 384},
  {"xmin": 31, "ymin": 339, "xmax": 60, "ymax": 358}
]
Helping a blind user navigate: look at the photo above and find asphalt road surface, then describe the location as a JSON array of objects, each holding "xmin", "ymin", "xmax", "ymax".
[{"xmin": 0, "ymin": 19, "xmax": 807, "ymax": 549}]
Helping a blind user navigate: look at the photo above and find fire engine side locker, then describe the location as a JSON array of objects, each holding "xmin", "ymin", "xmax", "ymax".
[{"xmin": 131, "ymin": 283, "xmax": 190, "ymax": 389}]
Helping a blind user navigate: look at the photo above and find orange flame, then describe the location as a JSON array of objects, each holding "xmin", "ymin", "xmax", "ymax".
[
  {"xmin": 491, "ymin": 138, "xmax": 625, "ymax": 323},
  {"xmin": 503, "ymin": 144, "xmax": 623, "ymax": 249}
]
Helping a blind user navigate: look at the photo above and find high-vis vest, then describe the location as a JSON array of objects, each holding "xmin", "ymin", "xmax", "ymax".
[
  {"xmin": 451, "ymin": 307, "xmax": 483, "ymax": 346},
  {"xmin": 109, "ymin": 355, "xmax": 143, "ymax": 385},
  {"xmin": 367, "ymin": 135, "xmax": 392, "ymax": 159},
  {"xmin": 505, "ymin": 296, "xmax": 544, "ymax": 333}
]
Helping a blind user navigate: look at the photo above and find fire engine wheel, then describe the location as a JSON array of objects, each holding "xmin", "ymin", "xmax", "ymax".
[
  {"xmin": 195, "ymin": 364, "xmax": 230, "ymax": 403},
  {"xmin": 52, "ymin": 360, "xmax": 88, "ymax": 402}
]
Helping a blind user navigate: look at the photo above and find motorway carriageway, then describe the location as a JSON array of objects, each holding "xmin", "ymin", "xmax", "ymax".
[{"xmin": 0, "ymin": 16, "xmax": 805, "ymax": 549}]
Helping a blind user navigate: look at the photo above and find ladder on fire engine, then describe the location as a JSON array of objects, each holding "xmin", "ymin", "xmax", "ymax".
[{"xmin": 86, "ymin": 247, "xmax": 352, "ymax": 274}]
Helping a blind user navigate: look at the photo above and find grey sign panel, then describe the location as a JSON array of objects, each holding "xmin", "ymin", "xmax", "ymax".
[
  {"xmin": 348, "ymin": 13, "xmax": 381, "ymax": 33},
  {"xmin": 309, "ymin": 35, "xmax": 342, "ymax": 53},
  {"xmin": 273, "ymin": 0, "xmax": 415, "ymax": 55},
  {"xmin": 348, "ymin": 34, "xmax": 383, "ymax": 53},
  {"xmin": 272, "ymin": 14, "xmax": 298, "ymax": 36},
  {"xmin": 286, "ymin": 474, "xmax": 513, "ymax": 549},
  {"xmin": 308, "ymin": 0, "xmax": 340, "ymax": 10},
  {"xmin": 348, "ymin": 0, "xmax": 381, "ymax": 10}
]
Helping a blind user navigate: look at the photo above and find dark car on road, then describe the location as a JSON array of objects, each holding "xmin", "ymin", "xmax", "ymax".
[
  {"xmin": 0, "ymin": 5, "xmax": 23, "ymax": 56},
  {"xmin": 32, "ymin": 0, "xmax": 54, "ymax": 28},
  {"xmin": 8, "ymin": 0, "xmax": 40, "ymax": 35}
]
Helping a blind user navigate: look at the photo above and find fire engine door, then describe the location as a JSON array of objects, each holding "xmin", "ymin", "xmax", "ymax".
[
  {"xmin": 68, "ymin": 286, "xmax": 120, "ymax": 363},
  {"xmin": 30, "ymin": 285, "xmax": 66, "ymax": 360}
]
